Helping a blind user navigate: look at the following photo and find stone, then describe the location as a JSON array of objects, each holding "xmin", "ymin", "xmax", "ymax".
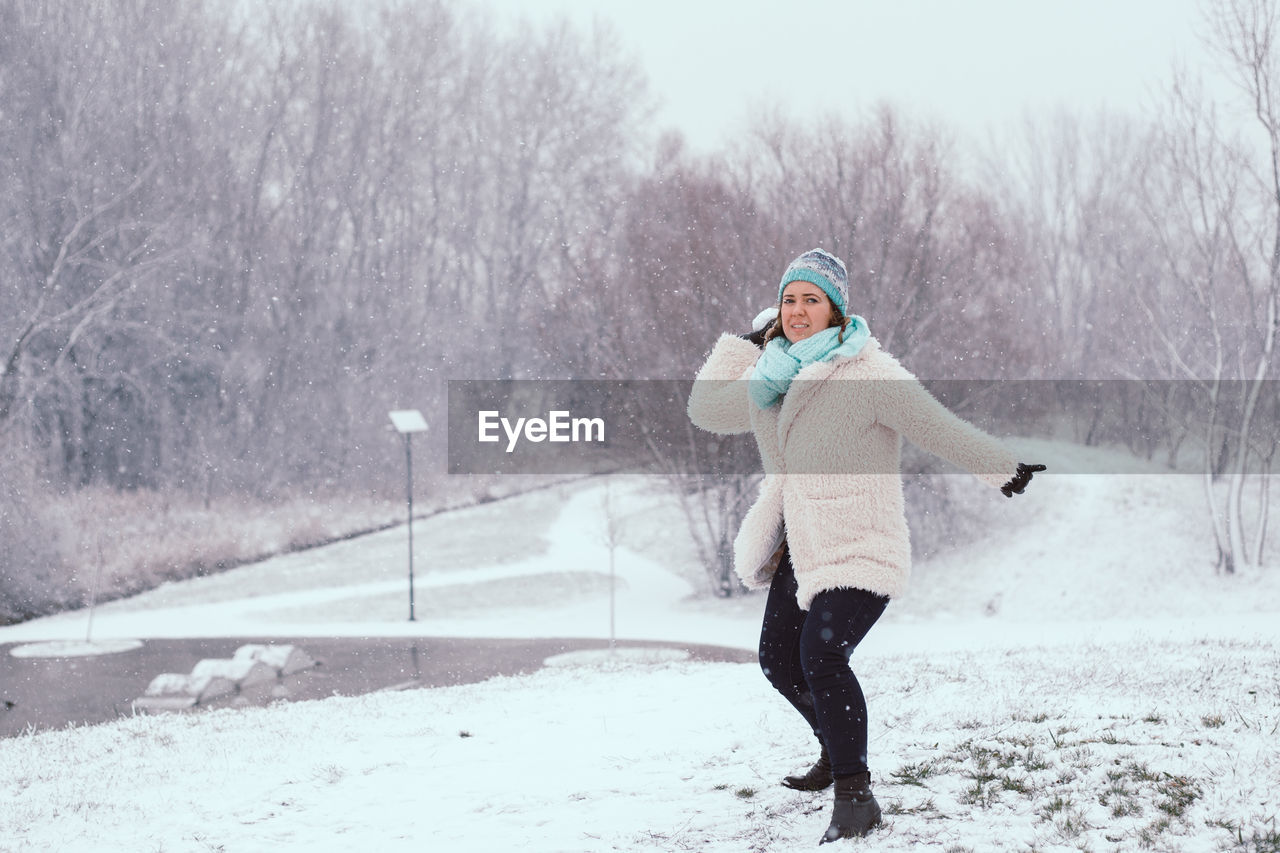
[
  {"xmin": 191, "ymin": 657, "xmax": 276, "ymax": 689},
  {"xmin": 143, "ymin": 673, "xmax": 194, "ymax": 698},
  {"xmin": 134, "ymin": 644, "xmax": 318, "ymax": 715},
  {"xmin": 189, "ymin": 673, "xmax": 237, "ymax": 702},
  {"xmin": 233, "ymin": 644, "xmax": 316, "ymax": 676}
]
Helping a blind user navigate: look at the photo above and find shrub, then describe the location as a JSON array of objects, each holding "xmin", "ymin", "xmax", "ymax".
[{"xmin": 0, "ymin": 450, "xmax": 71, "ymax": 624}]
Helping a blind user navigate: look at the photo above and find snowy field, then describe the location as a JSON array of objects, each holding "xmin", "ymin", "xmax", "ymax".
[{"xmin": 1, "ymin": 439, "xmax": 1278, "ymax": 852}]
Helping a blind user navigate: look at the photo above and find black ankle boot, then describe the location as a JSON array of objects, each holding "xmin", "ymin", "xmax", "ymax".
[
  {"xmin": 782, "ymin": 743, "xmax": 833, "ymax": 791},
  {"xmin": 819, "ymin": 771, "xmax": 881, "ymax": 844}
]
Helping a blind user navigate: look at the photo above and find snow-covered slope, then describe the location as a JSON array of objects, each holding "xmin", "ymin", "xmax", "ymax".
[
  {"xmin": 2, "ymin": 439, "xmax": 1278, "ymax": 851},
  {"xmin": 2, "ymin": 439, "xmax": 1277, "ymax": 652},
  {"xmin": 2, "ymin": 635, "xmax": 1275, "ymax": 852}
]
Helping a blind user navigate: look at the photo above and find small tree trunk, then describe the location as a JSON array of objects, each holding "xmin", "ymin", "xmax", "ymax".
[
  {"xmin": 1203, "ymin": 384, "xmax": 1232, "ymax": 571},
  {"xmin": 715, "ymin": 534, "xmax": 735, "ymax": 598},
  {"xmin": 1226, "ymin": 469, "xmax": 1249, "ymax": 572}
]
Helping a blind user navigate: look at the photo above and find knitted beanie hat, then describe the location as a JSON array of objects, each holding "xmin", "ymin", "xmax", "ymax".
[{"xmin": 777, "ymin": 248, "xmax": 848, "ymax": 315}]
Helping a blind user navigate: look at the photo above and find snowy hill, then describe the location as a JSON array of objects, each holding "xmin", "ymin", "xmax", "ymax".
[
  {"xmin": 1, "ymin": 438, "xmax": 1277, "ymax": 851},
  {"xmin": 893, "ymin": 437, "xmax": 1280, "ymax": 627},
  {"xmin": 7, "ymin": 437, "xmax": 1273, "ymax": 650}
]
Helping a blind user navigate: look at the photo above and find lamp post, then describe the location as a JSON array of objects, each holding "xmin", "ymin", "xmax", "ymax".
[{"xmin": 389, "ymin": 409, "xmax": 428, "ymax": 621}]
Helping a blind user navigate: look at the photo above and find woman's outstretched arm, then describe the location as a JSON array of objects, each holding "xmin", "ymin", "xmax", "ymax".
[{"xmin": 872, "ymin": 355, "xmax": 1021, "ymax": 490}]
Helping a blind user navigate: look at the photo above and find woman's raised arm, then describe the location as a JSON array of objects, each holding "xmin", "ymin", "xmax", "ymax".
[{"xmin": 687, "ymin": 333, "xmax": 762, "ymax": 436}]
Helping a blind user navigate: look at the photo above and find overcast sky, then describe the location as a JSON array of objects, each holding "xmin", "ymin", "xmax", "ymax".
[{"xmin": 484, "ymin": 0, "xmax": 1232, "ymax": 151}]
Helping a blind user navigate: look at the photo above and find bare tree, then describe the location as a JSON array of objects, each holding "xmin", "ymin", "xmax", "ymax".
[
  {"xmin": 994, "ymin": 111, "xmax": 1159, "ymax": 376},
  {"xmin": 0, "ymin": 0, "xmax": 237, "ymax": 488},
  {"xmin": 543, "ymin": 144, "xmax": 773, "ymax": 594},
  {"xmin": 735, "ymin": 105, "xmax": 1032, "ymax": 379},
  {"xmin": 1133, "ymin": 0, "xmax": 1280, "ymax": 573}
]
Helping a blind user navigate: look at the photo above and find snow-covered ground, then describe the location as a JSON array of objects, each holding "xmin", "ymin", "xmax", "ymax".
[{"xmin": 1, "ymin": 441, "xmax": 1278, "ymax": 851}]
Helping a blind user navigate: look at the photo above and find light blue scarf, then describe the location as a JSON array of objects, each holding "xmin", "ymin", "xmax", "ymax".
[{"xmin": 748, "ymin": 316, "xmax": 870, "ymax": 409}]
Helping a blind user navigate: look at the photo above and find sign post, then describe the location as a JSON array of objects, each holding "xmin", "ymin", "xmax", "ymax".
[{"xmin": 388, "ymin": 409, "xmax": 428, "ymax": 621}]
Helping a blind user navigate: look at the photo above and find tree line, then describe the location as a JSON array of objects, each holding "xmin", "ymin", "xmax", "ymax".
[{"xmin": 1, "ymin": 0, "xmax": 1276, "ymax": 602}]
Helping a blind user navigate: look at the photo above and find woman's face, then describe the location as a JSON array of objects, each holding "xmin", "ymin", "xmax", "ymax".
[{"xmin": 779, "ymin": 281, "xmax": 835, "ymax": 343}]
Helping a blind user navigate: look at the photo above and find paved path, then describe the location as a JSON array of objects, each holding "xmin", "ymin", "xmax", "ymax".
[{"xmin": 0, "ymin": 636, "xmax": 753, "ymax": 739}]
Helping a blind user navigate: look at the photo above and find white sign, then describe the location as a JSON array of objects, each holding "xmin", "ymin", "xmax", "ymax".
[{"xmin": 388, "ymin": 409, "xmax": 428, "ymax": 434}]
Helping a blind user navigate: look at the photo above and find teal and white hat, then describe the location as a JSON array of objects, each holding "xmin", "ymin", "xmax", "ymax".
[{"xmin": 777, "ymin": 248, "xmax": 848, "ymax": 315}]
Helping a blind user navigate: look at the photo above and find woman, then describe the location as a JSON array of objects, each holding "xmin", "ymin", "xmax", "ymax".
[{"xmin": 686, "ymin": 248, "xmax": 1043, "ymax": 843}]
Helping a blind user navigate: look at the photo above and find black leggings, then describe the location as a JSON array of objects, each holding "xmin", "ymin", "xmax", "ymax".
[{"xmin": 758, "ymin": 545, "xmax": 888, "ymax": 777}]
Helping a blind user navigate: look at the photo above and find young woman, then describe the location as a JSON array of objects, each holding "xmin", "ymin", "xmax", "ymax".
[{"xmin": 687, "ymin": 248, "xmax": 1043, "ymax": 843}]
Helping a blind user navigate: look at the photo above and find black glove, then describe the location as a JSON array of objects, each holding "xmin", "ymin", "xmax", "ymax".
[
  {"xmin": 1001, "ymin": 462, "xmax": 1046, "ymax": 498},
  {"xmin": 739, "ymin": 308, "xmax": 779, "ymax": 349},
  {"xmin": 739, "ymin": 324, "xmax": 771, "ymax": 348}
]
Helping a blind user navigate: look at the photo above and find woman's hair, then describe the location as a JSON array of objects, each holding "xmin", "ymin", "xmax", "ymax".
[{"xmin": 763, "ymin": 300, "xmax": 852, "ymax": 345}]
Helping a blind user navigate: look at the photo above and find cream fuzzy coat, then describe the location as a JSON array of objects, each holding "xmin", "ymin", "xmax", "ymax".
[{"xmin": 687, "ymin": 333, "xmax": 1018, "ymax": 610}]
